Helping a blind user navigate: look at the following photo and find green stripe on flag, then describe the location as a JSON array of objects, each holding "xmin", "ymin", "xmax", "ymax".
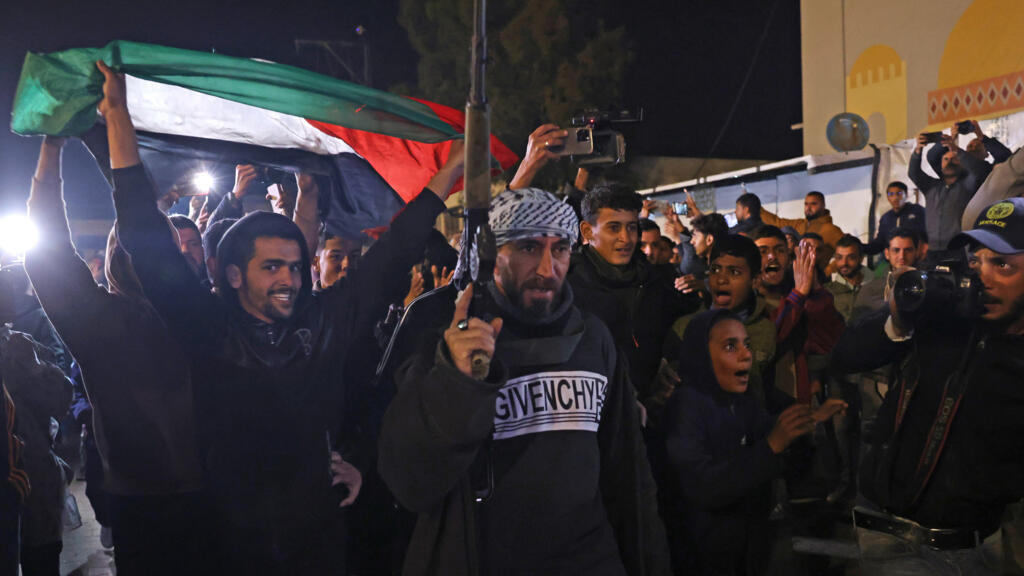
[{"xmin": 11, "ymin": 40, "xmax": 460, "ymax": 143}]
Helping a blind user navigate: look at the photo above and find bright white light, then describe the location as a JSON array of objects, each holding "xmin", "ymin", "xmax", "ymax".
[
  {"xmin": 0, "ymin": 214, "xmax": 39, "ymax": 256},
  {"xmin": 193, "ymin": 172, "xmax": 215, "ymax": 193}
]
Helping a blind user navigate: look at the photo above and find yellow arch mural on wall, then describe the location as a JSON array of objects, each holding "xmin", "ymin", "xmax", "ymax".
[
  {"xmin": 927, "ymin": 0, "xmax": 1024, "ymax": 127},
  {"xmin": 847, "ymin": 44, "xmax": 908, "ymax": 144}
]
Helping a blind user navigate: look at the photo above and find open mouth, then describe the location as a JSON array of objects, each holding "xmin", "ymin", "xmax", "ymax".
[{"xmin": 765, "ymin": 263, "xmax": 781, "ymax": 273}]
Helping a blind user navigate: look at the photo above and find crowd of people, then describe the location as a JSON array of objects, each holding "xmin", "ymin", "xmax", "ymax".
[{"xmin": 1, "ymin": 60, "xmax": 1023, "ymax": 576}]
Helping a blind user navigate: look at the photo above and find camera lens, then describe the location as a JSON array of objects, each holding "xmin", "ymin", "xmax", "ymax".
[{"xmin": 577, "ymin": 130, "xmax": 590, "ymax": 142}]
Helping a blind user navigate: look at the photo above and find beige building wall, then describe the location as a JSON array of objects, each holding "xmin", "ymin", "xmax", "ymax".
[{"xmin": 798, "ymin": 0, "xmax": 1022, "ymax": 155}]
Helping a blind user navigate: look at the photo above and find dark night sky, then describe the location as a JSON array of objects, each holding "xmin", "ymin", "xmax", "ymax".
[{"xmin": 0, "ymin": 0, "xmax": 801, "ymax": 218}]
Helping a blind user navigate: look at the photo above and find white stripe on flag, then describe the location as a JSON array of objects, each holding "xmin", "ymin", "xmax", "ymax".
[{"xmin": 124, "ymin": 76, "xmax": 359, "ymax": 156}]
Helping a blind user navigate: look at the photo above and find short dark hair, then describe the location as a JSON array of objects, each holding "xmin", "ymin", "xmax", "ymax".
[
  {"xmin": 887, "ymin": 226, "xmax": 922, "ymax": 249},
  {"xmin": 169, "ymin": 214, "xmax": 199, "ymax": 237},
  {"xmin": 581, "ymin": 184, "xmax": 642, "ymax": 224},
  {"xmin": 736, "ymin": 192, "xmax": 762, "ymax": 214},
  {"xmin": 658, "ymin": 236, "xmax": 676, "ymax": 250},
  {"xmin": 806, "ymin": 191, "xmax": 825, "ymax": 203},
  {"xmin": 691, "ymin": 213, "xmax": 729, "ymax": 239},
  {"xmin": 638, "ymin": 218, "xmax": 661, "ymax": 234},
  {"xmin": 710, "ymin": 233, "xmax": 761, "ymax": 276},
  {"xmin": 203, "ymin": 218, "xmax": 237, "ymax": 261},
  {"xmin": 835, "ymin": 234, "xmax": 863, "ymax": 254},
  {"xmin": 886, "ymin": 181, "xmax": 908, "ymax": 194},
  {"xmin": 754, "ymin": 225, "xmax": 787, "ymax": 245},
  {"xmin": 800, "ymin": 232, "xmax": 824, "ymax": 243}
]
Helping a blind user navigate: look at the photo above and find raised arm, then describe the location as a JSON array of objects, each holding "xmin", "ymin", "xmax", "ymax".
[
  {"xmin": 96, "ymin": 61, "xmax": 225, "ymax": 356},
  {"xmin": 328, "ymin": 141, "xmax": 463, "ymax": 339},
  {"xmin": 24, "ymin": 137, "xmax": 113, "ymax": 361},
  {"xmin": 925, "ymin": 140, "xmax": 945, "ymax": 178},
  {"xmin": 760, "ymin": 207, "xmax": 806, "ymax": 233},
  {"xmin": 909, "ymin": 135, "xmax": 941, "ymax": 192},
  {"xmin": 293, "ymin": 173, "xmax": 320, "ymax": 257}
]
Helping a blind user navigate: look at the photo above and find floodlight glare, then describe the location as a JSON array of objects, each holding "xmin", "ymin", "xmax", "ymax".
[
  {"xmin": 0, "ymin": 214, "xmax": 39, "ymax": 256},
  {"xmin": 193, "ymin": 172, "xmax": 215, "ymax": 193}
]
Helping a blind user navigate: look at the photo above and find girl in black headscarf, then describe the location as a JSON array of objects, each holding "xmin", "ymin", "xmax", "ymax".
[{"xmin": 664, "ymin": 309, "xmax": 843, "ymax": 575}]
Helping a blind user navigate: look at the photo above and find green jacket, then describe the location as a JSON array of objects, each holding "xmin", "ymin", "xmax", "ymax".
[{"xmin": 824, "ymin": 272, "xmax": 885, "ymax": 323}]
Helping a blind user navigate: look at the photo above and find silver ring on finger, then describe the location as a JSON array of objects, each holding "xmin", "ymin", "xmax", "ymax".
[{"xmin": 457, "ymin": 319, "xmax": 470, "ymax": 331}]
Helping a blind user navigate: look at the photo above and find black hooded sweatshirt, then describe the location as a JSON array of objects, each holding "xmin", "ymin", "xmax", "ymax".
[
  {"xmin": 664, "ymin": 309, "xmax": 783, "ymax": 576},
  {"xmin": 111, "ymin": 163, "xmax": 445, "ymax": 571},
  {"xmin": 378, "ymin": 282, "xmax": 670, "ymax": 576}
]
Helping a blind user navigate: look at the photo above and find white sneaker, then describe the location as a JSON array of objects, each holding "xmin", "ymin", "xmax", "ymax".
[{"xmin": 100, "ymin": 526, "xmax": 114, "ymax": 549}]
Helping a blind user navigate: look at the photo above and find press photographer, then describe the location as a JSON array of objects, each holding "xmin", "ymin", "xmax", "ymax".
[{"xmin": 833, "ymin": 198, "xmax": 1024, "ymax": 574}]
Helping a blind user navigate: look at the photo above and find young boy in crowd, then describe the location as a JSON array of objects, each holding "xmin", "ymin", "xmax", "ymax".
[{"xmin": 660, "ymin": 234, "xmax": 776, "ymax": 407}]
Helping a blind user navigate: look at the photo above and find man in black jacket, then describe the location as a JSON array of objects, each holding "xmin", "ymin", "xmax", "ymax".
[
  {"xmin": 96, "ymin": 60, "xmax": 459, "ymax": 574},
  {"xmin": 569, "ymin": 185, "xmax": 698, "ymax": 413},
  {"xmin": 378, "ymin": 187, "xmax": 669, "ymax": 576},
  {"xmin": 834, "ymin": 198, "xmax": 1024, "ymax": 574}
]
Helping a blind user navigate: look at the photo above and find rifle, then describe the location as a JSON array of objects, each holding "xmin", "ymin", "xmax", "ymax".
[{"xmin": 462, "ymin": 0, "xmax": 495, "ymax": 379}]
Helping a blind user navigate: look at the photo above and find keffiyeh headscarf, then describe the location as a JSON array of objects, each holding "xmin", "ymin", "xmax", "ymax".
[
  {"xmin": 454, "ymin": 187, "xmax": 579, "ymax": 285},
  {"xmin": 489, "ymin": 187, "xmax": 579, "ymax": 246}
]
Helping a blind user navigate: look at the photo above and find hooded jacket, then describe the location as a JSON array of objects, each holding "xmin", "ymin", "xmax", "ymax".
[
  {"xmin": 110, "ymin": 163, "xmax": 445, "ymax": 569},
  {"xmin": 378, "ymin": 283, "xmax": 670, "ymax": 576},
  {"xmin": 664, "ymin": 309, "xmax": 782, "ymax": 575},
  {"xmin": 25, "ymin": 175, "xmax": 205, "ymax": 497}
]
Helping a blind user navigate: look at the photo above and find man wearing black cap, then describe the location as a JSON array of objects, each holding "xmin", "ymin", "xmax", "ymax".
[{"xmin": 833, "ymin": 199, "xmax": 1024, "ymax": 574}]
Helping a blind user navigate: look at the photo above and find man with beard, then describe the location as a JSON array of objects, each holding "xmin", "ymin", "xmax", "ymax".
[
  {"xmin": 96, "ymin": 61, "xmax": 457, "ymax": 574},
  {"xmin": 760, "ymin": 192, "xmax": 844, "ymax": 258},
  {"xmin": 378, "ymin": 187, "xmax": 669, "ymax": 575},
  {"xmin": 925, "ymin": 121, "xmax": 1011, "ymax": 192},
  {"xmin": 826, "ymin": 235, "xmax": 884, "ymax": 322},
  {"xmin": 834, "ymin": 198, "xmax": 1024, "ymax": 574},
  {"xmin": 909, "ymin": 130, "xmax": 988, "ymax": 261}
]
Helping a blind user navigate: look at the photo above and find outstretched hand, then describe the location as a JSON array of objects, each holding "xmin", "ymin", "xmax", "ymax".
[
  {"xmin": 792, "ymin": 243, "xmax": 817, "ymax": 296},
  {"xmin": 443, "ymin": 284, "xmax": 502, "ymax": 379},
  {"xmin": 767, "ymin": 404, "xmax": 815, "ymax": 454}
]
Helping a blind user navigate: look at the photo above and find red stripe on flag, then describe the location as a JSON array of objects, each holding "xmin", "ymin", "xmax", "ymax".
[{"xmin": 307, "ymin": 97, "xmax": 518, "ymax": 204}]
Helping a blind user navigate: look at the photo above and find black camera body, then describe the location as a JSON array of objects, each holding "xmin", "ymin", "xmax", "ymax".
[
  {"xmin": 893, "ymin": 260, "xmax": 983, "ymax": 320},
  {"xmin": 255, "ymin": 166, "xmax": 286, "ymax": 187},
  {"xmin": 562, "ymin": 107, "xmax": 643, "ymax": 166},
  {"xmin": 956, "ymin": 120, "xmax": 974, "ymax": 135}
]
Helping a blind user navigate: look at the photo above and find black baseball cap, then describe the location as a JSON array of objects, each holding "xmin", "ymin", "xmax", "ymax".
[{"xmin": 950, "ymin": 198, "xmax": 1024, "ymax": 254}]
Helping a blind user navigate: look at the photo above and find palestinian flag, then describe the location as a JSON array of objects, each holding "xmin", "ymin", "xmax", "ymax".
[{"xmin": 11, "ymin": 40, "xmax": 518, "ymax": 237}]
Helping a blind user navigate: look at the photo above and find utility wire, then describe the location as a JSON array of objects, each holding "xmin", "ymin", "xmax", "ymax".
[{"xmin": 690, "ymin": 0, "xmax": 782, "ymax": 181}]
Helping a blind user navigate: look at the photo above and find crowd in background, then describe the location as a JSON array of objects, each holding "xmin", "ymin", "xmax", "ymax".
[{"xmin": 1, "ymin": 61, "xmax": 1024, "ymax": 576}]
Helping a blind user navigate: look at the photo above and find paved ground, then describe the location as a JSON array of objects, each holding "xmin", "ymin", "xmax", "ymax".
[{"xmin": 61, "ymin": 479, "xmax": 115, "ymax": 576}]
